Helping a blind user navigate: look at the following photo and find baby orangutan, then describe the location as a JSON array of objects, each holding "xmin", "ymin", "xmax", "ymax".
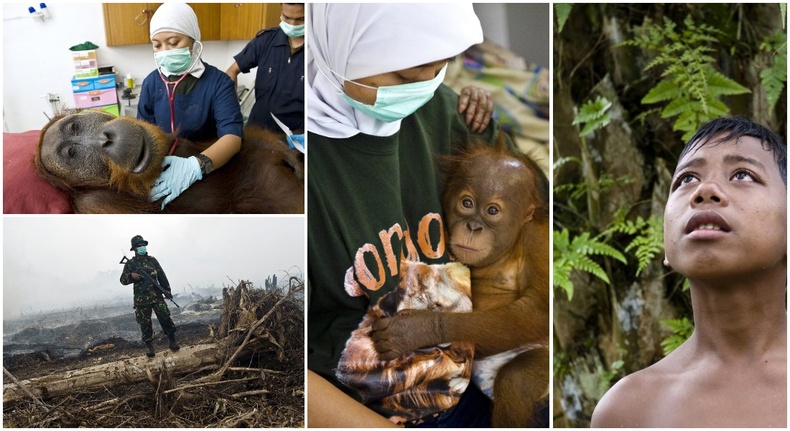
[{"xmin": 371, "ymin": 136, "xmax": 549, "ymax": 427}]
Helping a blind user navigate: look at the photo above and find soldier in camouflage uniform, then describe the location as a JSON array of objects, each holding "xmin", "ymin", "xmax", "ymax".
[{"xmin": 120, "ymin": 235, "xmax": 179, "ymax": 357}]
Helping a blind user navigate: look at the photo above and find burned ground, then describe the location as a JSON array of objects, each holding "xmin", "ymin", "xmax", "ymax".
[{"xmin": 3, "ymin": 281, "xmax": 304, "ymax": 427}]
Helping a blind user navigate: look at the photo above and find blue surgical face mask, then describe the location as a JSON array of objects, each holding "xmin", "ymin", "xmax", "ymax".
[
  {"xmin": 280, "ymin": 20, "xmax": 305, "ymax": 38},
  {"xmin": 337, "ymin": 64, "xmax": 448, "ymax": 123},
  {"xmin": 136, "ymin": 246, "xmax": 148, "ymax": 255},
  {"xmin": 155, "ymin": 47, "xmax": 192, "ymax": 75}
]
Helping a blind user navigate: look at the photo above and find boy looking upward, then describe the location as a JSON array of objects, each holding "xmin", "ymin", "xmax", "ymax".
[{"xmin": 592, "ymin": 116, "xmax": 787, "ymax": 428}]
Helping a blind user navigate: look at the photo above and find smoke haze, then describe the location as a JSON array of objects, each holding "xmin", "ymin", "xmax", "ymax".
[{"xmin": 3, "ymin": 216, "xmax": 304, "ymax": 317}]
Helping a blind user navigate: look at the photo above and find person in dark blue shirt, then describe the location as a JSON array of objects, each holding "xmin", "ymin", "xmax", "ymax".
[
  {"xmin": 138, "ymin": 3, "xmax": 244, "ymax": 209},
  {"xmin": 226, "ymin": 3, "xmax": 305, "ymax": 139},
  {"xmin": 138, "ymin": 66, "xmax": 242, "ymax": 144}
]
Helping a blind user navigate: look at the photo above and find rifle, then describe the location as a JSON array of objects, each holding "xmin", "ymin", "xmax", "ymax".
[{"xmin": 119, "ymin": 255, "xmax": 180, "ymax": 308}]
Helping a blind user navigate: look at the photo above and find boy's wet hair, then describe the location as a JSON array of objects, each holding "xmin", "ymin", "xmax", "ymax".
[{"xmin": 680, "ymin": 116, "xmax": 786, "ymax": 185}]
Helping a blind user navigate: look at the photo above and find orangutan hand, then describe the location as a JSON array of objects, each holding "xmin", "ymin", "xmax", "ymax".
[
  {"xmin": 458, "ymin": 85, "xmax": 494, "ymax": 133},
  {"xmin": 370, "ymin": 310, "xmax": 443, "ymax": 361}
]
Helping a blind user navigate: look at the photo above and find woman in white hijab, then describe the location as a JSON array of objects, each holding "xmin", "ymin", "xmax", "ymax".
[
  {"xmin": 138, "ymin": 3, "xmax": 243, "ymax": 209},
  {"xmin": 307, "ymin": 4, "xmax": 499, "ymax": 427}
]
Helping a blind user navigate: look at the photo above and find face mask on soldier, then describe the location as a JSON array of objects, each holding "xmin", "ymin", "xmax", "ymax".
[{"xmin": 136, "ymin": 246, "xmax": 148, "ymax": 255}]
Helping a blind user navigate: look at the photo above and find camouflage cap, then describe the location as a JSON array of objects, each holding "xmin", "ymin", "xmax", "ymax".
[{"xmin": 130, "ymin": 235, "xmax": 149, "ymax": 250}]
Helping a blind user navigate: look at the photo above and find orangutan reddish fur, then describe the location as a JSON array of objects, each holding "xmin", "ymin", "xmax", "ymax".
[
  {"xmin": 371, "ymin": 133, "xmax": 549, "ymax": 427},
  {"xmin": 35, "ymin": 115, "xmax": 303, "ymax": 214}
]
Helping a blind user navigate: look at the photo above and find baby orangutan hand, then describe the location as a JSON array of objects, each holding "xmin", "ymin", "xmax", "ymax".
[
  {"xmin": 458, "ymin": 85, "xmax": 494, "ymax": 133},
  {"xmin": 371, "ymin": 310, "xmax": 444, "ymax": 361}
]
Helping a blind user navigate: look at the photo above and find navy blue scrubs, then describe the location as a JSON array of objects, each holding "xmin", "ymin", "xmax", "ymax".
[{"xmin": 233, "ymin": 27, "xmax": 305, "ymax": 132}]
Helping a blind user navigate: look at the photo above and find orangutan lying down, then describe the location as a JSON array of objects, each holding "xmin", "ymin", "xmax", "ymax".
[{"xmin": 36, "ymin": 111, "xmax": 303, "ymax": 214}]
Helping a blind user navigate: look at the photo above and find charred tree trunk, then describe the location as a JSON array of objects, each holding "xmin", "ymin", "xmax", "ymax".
[{"xmin": 3, "ymin": 344, "xmax": 219, "ymax": 405}]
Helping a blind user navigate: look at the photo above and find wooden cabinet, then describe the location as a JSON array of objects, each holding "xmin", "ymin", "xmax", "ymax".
[
  {"xmin": 220, "ymin": 3, "xmax": 281, "ymax": 40},
  {"xmin": 190, "ymin": 4, "xmax": 221, "ymax": 41},
  {"xmin": 262, "ymin": 4, "xmax": 282, "ymax": 29},
  {"xmin": 103, "ymin": 3, "xmax": 159, "ymax": 47},
  {"xmin": 103, "ymin": 3, "xmax": 276, "ymax": 46}
]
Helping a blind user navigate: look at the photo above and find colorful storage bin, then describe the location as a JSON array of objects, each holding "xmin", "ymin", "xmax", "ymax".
[
  {"xmin": 72, "ymin": 75, "xmax": 116, "ymax": 93},
  {"xmin": 73, "ymin": 88, "xmax": 118, "ymax": 109}
]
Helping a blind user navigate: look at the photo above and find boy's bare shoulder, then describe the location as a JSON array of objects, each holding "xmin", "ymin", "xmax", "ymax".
[{"xmin": 591, "ymin": 358, "xmax": 680, "ymax": 427}]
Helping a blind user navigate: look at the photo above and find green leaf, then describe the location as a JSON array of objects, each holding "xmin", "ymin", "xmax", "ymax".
[
  {"xmin": 574, "ymin": 96, "xmax": 612, "ymax": 137},
  {"xmin": 660, "ymin": 96, "xmax": 693, "ymax": 118},
  {"xmin": 553, "ymin": 263, "xmax": 574, "ymax": 301},
  {"xmin": 555, "ymin": 4, "xmax": 573, "ymax": 33},
  {"xmin": 604, "ymin": 216, "xmax": 664, "ymax": 276},
  {"xmin": 705, "ymin": 68, "xmax": 750, "ymax": 97},
  {"xmin": 578, "ymin": 233, "xmax": 627, "ymax": 264},
  {"xmin": 759, "ymin": 30, "xmax": 787, "ymax": 111},
  {"xmin": 705, "ymin": 98, "xmax": 730, "ymax": 117},
  {"xmin": 575, "ymin": 254, "xmax": 611, "ymax": 284},
  {"xmin": 642, "ymin": 79, "xmax": 683, "ymax": 104},
  {"xmin": 553, "ymin": 229, "xmax": 628, "ymax": 301},
  {"xmin": 626, "ymin": 15, "xmax": 750, "ymax": 143},
  {"xmin": 660, "ymin": 317, "xmax": 694, "ymax": 355}
]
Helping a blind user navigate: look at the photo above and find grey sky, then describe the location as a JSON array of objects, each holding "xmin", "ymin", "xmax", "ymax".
[{"xmin": 3, "ymin": 216, "xmax": 305, "ymax": 317}]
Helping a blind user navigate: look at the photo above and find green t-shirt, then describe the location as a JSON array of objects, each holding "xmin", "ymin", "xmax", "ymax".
[{"xmin": 307, "ymin": 84, "xmax": 498, "ymax": 418}]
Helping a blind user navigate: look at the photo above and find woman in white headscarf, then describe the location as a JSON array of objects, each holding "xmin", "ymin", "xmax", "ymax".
[
  {"xmin": 138, "ymin": 3, "xmax": 243, "ymax": 209},
  {"xmin": 307, "ymin": 4, "xmax": 499, "ymax": 427}
]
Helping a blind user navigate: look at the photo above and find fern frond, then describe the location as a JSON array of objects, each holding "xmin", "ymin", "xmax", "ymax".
[
  {"xmin": 553, "ymin": 229, "xmax": 627, "ymax": 300},
  {"xmin": 554, "ymin": 228, "xmax": 570, "ymax": 248},
  {"xmin": 705, "ymin": 98, "xmax": 730, "ymax": 117},
  {"xmin": 660, "ymin": 96, "xmax": 693, "ymax": 118},
  {"xmin": 576, "ymin": 232, "xmax": 627, "ymax": 264},
  {"xmin": 555, "ymin": 4, "xmax": 573, "ymax": 33},
  {"xmin": 642, "ymin": 79, "xmax": 683, "ymax": 105},
  {"xmin": 660, "ymin": 317, "xmax": 694, "ymax": 355},
  {"xmin": 604, "ymin": 216, "xmax": 664, "ymax": 276},
  {"xmin": 705, "ymin": 68, "xmax": 751, "ymax": 97},
  {"xmin": 573, "ymin": 96, "xmax": 612, "ymax": 137},
  {"xmin": 574, "ymin": 254, "xmax": 611, "ymax": 284},
  {"xmin": 759, "ymin": 30, "xmax": 787, "ymax": 111},
  {"xmin": 626, "ymin": 15, "xmax": 749, "ymax": 143},
  {"xmin": 553, "ymin": 262, "xmax": 574, "ymax": 300}
]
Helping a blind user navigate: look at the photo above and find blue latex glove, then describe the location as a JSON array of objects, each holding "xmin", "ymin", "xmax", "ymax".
[
  {"xmin": 149, "ymin": 155, "xmax": 202, "ymax": 210},
  {"xmin": 286, "ymin": 134, "xmax": 305, "ymax": 153}
]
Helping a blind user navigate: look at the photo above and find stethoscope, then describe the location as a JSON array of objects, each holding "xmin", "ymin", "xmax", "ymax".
[{"xmin": 156, "ymin": 41, "xmax": 203, "ymax": 155}]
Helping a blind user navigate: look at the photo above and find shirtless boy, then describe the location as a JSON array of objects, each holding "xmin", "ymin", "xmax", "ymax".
[{"xmin": 591, "ymin": 116, "xmax": 787, "ymax": 428}]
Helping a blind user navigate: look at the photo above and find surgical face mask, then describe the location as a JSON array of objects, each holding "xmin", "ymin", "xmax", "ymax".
[
  {"xmin": 337, "ymin": 64, "xmax": 448, "ymax": 123},
  {"xmin": 280, "ymin": 20, "xmax": 304, "ymax": 38},
  {"xmin": 136, "ymin": 246, "xmax": 148, "ymax": 255},
  {"xmin": 155, "ymin": 47, "xmax": 192, "ymax": 75}
]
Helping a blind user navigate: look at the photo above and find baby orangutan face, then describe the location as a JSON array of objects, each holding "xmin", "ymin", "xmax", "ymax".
[
  {"xmin": 444, "ymin": 151, "xmax": 534, "ymax": 268},
  {"xmin": 664, "ymin": 135, "xmax": 787, "ymax": 281}
]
